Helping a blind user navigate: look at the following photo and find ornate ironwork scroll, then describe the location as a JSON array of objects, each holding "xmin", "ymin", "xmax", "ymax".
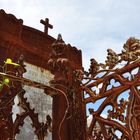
[
  {"xmin": 0, "ymin": 56, "xmax": 58, "ymax": 140},
  {"xmin": 74, "ymin": 37, "xmax": 140, "ymax": 140}
]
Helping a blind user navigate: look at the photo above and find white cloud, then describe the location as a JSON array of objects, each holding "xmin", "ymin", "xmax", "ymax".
[
  {"xmin": 1, "ymin": 0, "xmax": 140, "ymax": 69},
  {"xmin": 87, "ymin": 115, "xmax": 92, "ymax": 127}
]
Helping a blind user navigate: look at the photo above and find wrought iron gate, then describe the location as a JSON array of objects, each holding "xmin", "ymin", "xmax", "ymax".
[{"xmin": 74, "ymin": 37, "xmax": 140, "ymax": 140}]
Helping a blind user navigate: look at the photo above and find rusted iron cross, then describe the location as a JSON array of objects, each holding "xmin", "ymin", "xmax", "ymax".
[{"xmin": 40, "ymin": 18, "xmax": 53, "ymax": 35}]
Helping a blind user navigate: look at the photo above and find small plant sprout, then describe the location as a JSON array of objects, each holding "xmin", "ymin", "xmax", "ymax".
[{"xmin": 4, "ymin": 58, "xmax": 20, "ymax": 67}]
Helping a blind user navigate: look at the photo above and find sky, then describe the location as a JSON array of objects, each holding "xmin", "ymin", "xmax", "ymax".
[
  {"xmin": 1, "ymin": 1, "xmax": 139, "ymax": 133},
  {"xmin": 1, "ymin": 0, "xmax": 140, "ymax": 69}
]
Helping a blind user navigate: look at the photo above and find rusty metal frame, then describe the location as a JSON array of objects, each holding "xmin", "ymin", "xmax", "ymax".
[
  {"xmin": 0, "ymin": 58, "xmax": 60, "ymax": 140},
  {"xmin": 74, "ymin": 37, "xmax": 140, "ymax": 140},
  {"xmin": 0, "ymin": 9, "xmax": 140, "ymax": 140}
]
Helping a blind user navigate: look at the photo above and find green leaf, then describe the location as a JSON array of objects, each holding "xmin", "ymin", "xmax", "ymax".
[
  {"xmin": 4, "ymin": 58, "xmax": 20, "ymax": 66},
  {"xmin": 0, "ymin": 83, "xmax": 4, "ymax": 91},
  {"xmin": 4, "ymin": 78, "xmax": 10, "ymax": 85}
]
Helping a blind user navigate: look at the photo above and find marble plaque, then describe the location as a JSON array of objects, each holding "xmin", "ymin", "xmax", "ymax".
[{"xmin": 16, "ymin": 62, "xmax": 54, "ymax": 140}]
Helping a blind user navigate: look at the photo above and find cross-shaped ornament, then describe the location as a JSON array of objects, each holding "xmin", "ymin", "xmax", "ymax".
[{"xmin": 40, "ymin": 18, "xmax": 53, "ymax": 35}]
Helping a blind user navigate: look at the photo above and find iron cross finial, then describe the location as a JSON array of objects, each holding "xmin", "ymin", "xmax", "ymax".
[{"xmin": 40, "ymin": 18, "xmax": 53, "ymax": 35}]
